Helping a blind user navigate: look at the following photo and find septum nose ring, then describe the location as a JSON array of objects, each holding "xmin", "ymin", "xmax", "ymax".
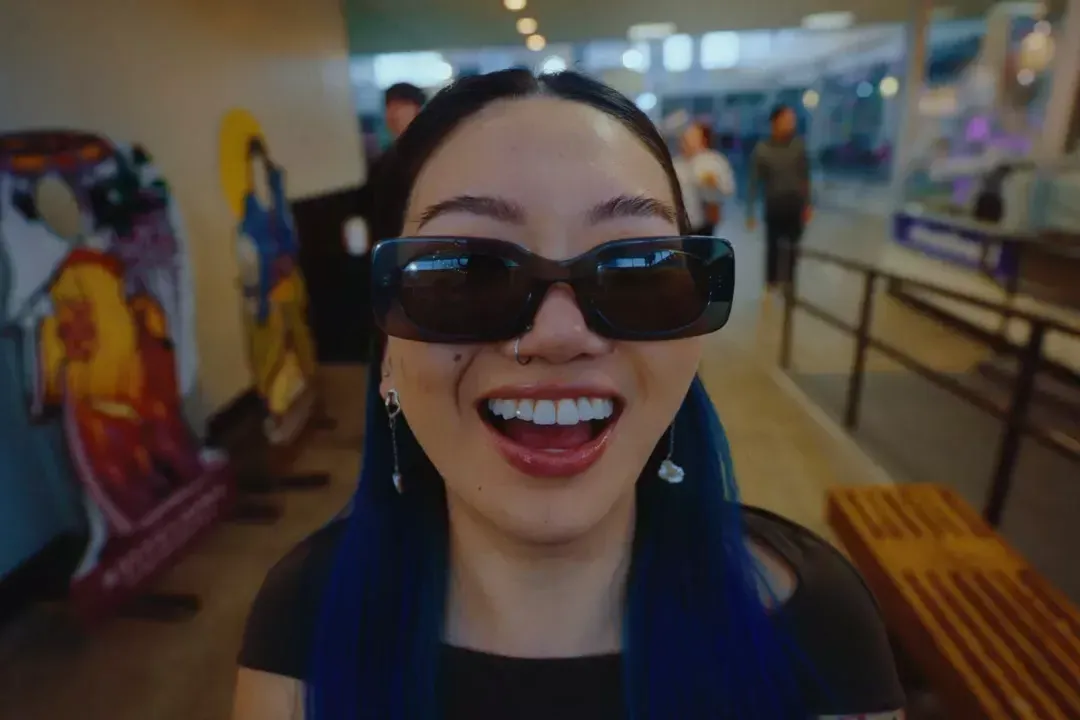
[{"xmin": 514, "ymin": 336, "xmax": 532, "ymax": 366}]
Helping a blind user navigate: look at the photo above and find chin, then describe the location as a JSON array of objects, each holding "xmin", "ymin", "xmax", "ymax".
[
  {"xmin": 457, "ymin": 447, "xmax": 638, "ymax": 547},
  {"xmin": 496, "ymin": 481, "xmax": 634, "ymax": 546}
]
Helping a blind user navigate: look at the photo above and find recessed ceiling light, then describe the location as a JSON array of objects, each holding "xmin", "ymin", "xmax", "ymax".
[
  {"xmin": 801, "ymin": 11, "xmax": 855, "ymax": 30},
  {"xmin": 541, "ymin": 56, "xmax": 568, "ymax": 73},
  {"xmin": 504, "ymin": 0, "xmax": 526, "ymax": 10},
  {"xmin": 628, "ymin": 22, "xmax": 677, "ymax": 42},
  {"xmin": 517, "ymin": 17, "xmax": 538, "ymax": 35},
  {"xmin": 526, "ymin": 34, "xmax": 546, "ymax": 51}
]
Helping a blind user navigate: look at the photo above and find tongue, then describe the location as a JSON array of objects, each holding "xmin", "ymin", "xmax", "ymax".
[{"xmin": 502, "ymin": 418, "xmax": 593, "ymax": 449}]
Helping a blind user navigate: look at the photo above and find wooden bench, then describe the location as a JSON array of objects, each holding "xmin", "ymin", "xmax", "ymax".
[{"xmin": 826, "ymin": 484, "xmax": 1080, "ymax": 720}]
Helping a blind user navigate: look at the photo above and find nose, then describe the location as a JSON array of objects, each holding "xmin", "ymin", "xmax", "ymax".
[{"xmin": 506, "ymin": 285, "xmax": 611, "ymax": 365}]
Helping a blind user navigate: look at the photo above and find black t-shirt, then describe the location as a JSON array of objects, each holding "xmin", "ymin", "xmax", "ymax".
[{"xmin": 239, "ymin": 506, "xmax": 904, "ymax": 718}]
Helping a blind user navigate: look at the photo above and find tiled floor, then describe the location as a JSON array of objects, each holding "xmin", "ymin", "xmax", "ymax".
[{"xmin": 0, "ymin": 208, "xmax": 982, "ymax": 720}]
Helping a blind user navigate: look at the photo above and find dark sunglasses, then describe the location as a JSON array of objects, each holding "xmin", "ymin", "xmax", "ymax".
[{"xmin": 371, "ymin": 235, "xmax": 734, "ymax": 344}]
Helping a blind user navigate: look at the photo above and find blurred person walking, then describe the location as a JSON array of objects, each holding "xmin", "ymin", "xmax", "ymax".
[
  {"xmin": 746, "ymin": 105, "xmax": 812, "ymax": 290},
  {"xmin": 353, "ymin": 83, "xmax": 427, "ymax": 360},
  {"xmin": 674, "ymin": 122, "xmax": 735, "ymax": 236}
]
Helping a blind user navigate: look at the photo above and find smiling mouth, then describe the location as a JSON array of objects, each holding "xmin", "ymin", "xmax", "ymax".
[
  {"xmin": 478, "ymin": 396, "xmax": 622, "ymax": 477},
  {"xmin": 482, "ymin": 397, "xmax": 620, "ymax": 450}
]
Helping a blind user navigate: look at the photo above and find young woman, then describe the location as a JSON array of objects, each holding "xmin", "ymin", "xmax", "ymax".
[
  {"xmin": 674, "ymin": 121, "xmax": 736, "ymax": 236},
  {"xmin": 232, "ymin": 70, "xmax": 904, "ymax": 720}
]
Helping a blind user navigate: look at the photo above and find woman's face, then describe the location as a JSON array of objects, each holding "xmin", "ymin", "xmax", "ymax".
[{"xmin": 384, "ymin": 97, "xmax": 704, "ymax": 543}]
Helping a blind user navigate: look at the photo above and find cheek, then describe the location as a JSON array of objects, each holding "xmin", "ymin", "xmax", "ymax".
[
  {"xmin": 624, "ymin": 337, "xmax": 703, "ymax": 434},
  {"xmin": 387, "ymin": 340, "xmax": 472, "ymax": 426},
  {"xmin": 630, "ymin": 337, "xmax": 704, "ymax": 407}
]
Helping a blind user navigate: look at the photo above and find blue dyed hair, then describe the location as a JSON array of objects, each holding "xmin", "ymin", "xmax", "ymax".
[{"xmin": 307, "ymin": 70, "xmax": 809, "ymax": 719}]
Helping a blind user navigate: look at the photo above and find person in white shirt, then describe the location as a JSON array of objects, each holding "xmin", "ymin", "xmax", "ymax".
[{"xmin": 674, "ymin": 122, "xmax": 736, "ymax": 236}]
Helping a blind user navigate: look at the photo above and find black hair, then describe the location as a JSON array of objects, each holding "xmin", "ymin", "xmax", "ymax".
[
  {"xmin": 246, "ymin": 137, "xmax": 268, "ymax": 161},
  {"xmin": 769, "ymin": 104, "xmax": 794, "ymax": 123},
  {"xmin": 384, "ymin": 82, "xmax": 427, "ymax": 109},
  {"xmin": 308, "ymin": 69, "xmax": 810, "ymax": 720}
]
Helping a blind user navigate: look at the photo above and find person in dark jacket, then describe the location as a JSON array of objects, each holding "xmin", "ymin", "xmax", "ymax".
[
  {"xmin": 746, "ymin": 105, "xmax": 813, "ymax": 290},
  {"xmin": 354, "ymin": 83, "xmax": 427, "ymax": 360}
]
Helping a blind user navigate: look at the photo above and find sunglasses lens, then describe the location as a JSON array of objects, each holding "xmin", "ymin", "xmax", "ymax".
[
  {"xmin": 593, "ymin": 248, "xmax": 711, "ymax": 334},
  {"xmin": 594, "ymin": 249, "xmax": 711, "ymax": 333},
  {"xmin": 398, "ymin": 252, "xmax": 530, "ymax": 339}
]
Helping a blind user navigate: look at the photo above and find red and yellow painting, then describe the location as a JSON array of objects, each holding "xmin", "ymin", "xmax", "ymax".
[{"xmin": 0, "ymin": 131, "xmax": 232, "ymax": 618}]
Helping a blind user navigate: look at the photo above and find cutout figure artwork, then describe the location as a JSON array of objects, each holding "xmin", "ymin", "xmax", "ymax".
[
  {"xmin": 0, "ymin": 130, "xmax": 233, "ymax": 618},
  {"xmin": 219, "ymin": 110, "xmax": 317, "ymax": 444}
]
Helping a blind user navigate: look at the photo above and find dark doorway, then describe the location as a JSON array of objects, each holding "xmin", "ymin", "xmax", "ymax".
[{"xmin": 292, "ymin": 187, "xmax": 374, "ymax": 364}]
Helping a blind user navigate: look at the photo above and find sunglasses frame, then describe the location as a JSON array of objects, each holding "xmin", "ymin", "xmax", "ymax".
[{"xmin": 371, "ymin": 235, "xmax": 735, "ymax": 344}]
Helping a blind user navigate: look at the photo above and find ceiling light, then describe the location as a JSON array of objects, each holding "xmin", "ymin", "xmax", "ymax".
[
  {"xmin": 802, "ymin": 89, "xmax": 820, "ymax": 109},
  {"xmin": 1019, "ymin": 29, "xmax": 1055, "ymax": 72},
  {"xmin": 662, "ymin": 34, "xmax": 693, "ymax": 73},
  {"xmin": 879, "ymin": 76, "xmax": 899, "ymax": 98},
  {"xmin": 636, "ymin": 93, "xmax": 658, "ymax": 111},
  {"xmin": 622, "ymin": 48, "xmax": 647, "ymax": 72},
  {"xmin": 503, "ymin": 0, "xmax": 526, "ymax": 10},
  {"xmin": 628, "ymin": 22, "xmax": 677, "ymax": 42},
  {"xmin": 434, "ymin": 62, "xmax": 454, "ymax": 83},
  {"xmin": 541, "ymin": 55, "xmax": 567, "ymax": 73},
  {"xmin": 516, "ymin": 17, "xmax": 538, "ymax": 34},
  {"xmin": 526, "ymin": 34, "xmax": 546, "ymax": 52},
  {"xmin": 801, "ymin": 11, "xmax": 855, "ymax": 30},
  {"xmin": 856, "ymin": 81, "xmax": 874, "ymax": 98}
]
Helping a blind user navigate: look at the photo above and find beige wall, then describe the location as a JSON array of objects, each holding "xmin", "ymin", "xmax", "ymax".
[{"xmin": 0, "ymin": 0, "xmax": 364, "ymax": 410}]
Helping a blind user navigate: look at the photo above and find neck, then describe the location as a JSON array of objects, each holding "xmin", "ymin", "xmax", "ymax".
[{"xmin": 444, "ymin": 491, "xmax": 635, "ymax": 658}]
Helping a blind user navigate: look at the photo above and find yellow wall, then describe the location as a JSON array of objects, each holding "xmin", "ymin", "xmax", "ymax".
[{"xmin": 0, "ymin": 0, "xmax": 364, "ymax": 410}]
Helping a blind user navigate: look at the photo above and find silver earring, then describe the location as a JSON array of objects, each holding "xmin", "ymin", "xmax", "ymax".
[
  {"xmin": 514, "ymin": 336, "xmax": 532, "ymax": 366},
  {"xmin": 385, "ymin": 389, "xmax": 404, "ymax": 494},
  {"xmin": 658, "ymin": 425, "xmax": 685, "ymax": 484}
]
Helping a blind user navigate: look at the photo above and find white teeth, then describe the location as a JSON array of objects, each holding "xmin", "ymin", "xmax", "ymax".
[
  {"xmin": 577, "ymin": 397, "xmax": 595, "ymax": 421},
  {"xmin": 556, "ymin": 399, "xmax": 578, "ymax": 425},
  {"xmin": 486, "ymin": 396, "xmax": 616, "ymax": 426},
  {"xmin": 515, "ymin": 399, "xmax": 534, "ymax": 421},
  {"xmin": 533, "ymin": 400, "xmax": 557, "ymax": 425}
]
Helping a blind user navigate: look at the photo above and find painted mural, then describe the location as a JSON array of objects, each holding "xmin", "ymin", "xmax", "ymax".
[
  {"xmin": 219, "ymin": 110, "xmax": 316, "ymax": 444},
  {"xmin": 0, "ymin": 131, "xmax": 232, "ymax": 618}
]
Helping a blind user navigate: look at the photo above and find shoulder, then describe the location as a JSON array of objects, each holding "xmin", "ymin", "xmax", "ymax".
[
  {"xmin": 741, "ymin": 506, "xmax": 906, "ymax": 716},
  {"xmin": 237, "ymin": 520, "xmax": 347, "ymax": 679}
]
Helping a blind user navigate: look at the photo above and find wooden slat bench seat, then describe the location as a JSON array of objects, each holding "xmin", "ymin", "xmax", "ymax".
[{"xmin": 826, "ymin": 484, "xmax": 1080, "ymax": 720}]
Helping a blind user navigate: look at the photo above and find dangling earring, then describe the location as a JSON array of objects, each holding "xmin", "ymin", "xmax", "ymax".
[
  {"xmin": 658, "ymin": 425, "xmax": 685, "ymax": 484},
  {"xmin": 385, "ymin": 389, "xmax": 404, "ymax": 494}
]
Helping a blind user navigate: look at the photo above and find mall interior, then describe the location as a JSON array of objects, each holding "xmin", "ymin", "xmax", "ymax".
[{"xmin": 2, "ymin": 0, "xmax": 1079, "ymax": 717}]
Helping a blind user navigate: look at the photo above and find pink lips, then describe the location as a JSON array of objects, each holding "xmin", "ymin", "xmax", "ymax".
[
  {"xmin": 483, "ymin": 418, "xmax": 617, "ymax": 478},
  {"xmin": 479, "ymin": 384, "xmax": 622, "ymax": 479}
]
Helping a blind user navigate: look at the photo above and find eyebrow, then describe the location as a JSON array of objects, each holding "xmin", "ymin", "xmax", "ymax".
[{"xmin": 414, "ymin": 193, "xmax": 677, "ymax": 230}]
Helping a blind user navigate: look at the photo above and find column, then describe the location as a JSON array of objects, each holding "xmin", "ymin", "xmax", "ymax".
[
  {"xmin": 1029, "ymin": 0, "xmax": 1080, "ymax": 229},
  {"xmin": 890, "ymin": 0, "xmax": 933, "ymax": 203},
  {"xmin": 1034, "ymin": 0, "xmax": 1080, "ymax": 163}
]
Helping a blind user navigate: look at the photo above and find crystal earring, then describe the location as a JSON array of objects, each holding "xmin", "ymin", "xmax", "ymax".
[
  {"xmin": 385, "ymin": 389, "xmax": 404, "ymax": 494},
  {"xmin": 658, "ymin": 425, "xmax": 685, "ymax": 484}
]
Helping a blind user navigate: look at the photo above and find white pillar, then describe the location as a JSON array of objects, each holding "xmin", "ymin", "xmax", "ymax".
[
  {"xmin": 891, "ymin": 0, "xmax": 933, "ymax": 203},
  {"xmin": 1034, "ymin": 0, "xmax": 1080, "ymax": 163}
]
